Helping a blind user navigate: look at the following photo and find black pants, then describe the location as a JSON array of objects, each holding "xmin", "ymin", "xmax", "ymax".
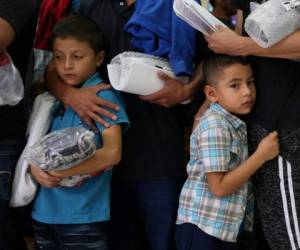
[
  {"xmin": 0, "ymin": 140, "xmax": 27, "ymax": 250},
  {"xmin": 109, "ymin": 180, "xmax": 183, "ymax": 250},
  {"xmin": 248, "ymin": 123, "xmax": 300, "ymax": 250},
  {"xmin": 176, "ymin": 223, "xmax": 237, "ymax": 250}
]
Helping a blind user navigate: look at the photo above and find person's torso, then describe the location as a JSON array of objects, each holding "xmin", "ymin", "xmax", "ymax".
[
  {"xmin": 248, "ymin": 57, "xmax": 300, "ymax": 131},
  {"xmin": 0, "ymin": 0, "xmax": 40, "ymax": 141},
  {"xmin": 84, "ymin": 0, "xmax": 187, "ymax": 181}
]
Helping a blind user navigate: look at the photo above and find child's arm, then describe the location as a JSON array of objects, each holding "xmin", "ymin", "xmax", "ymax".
[
  {"xmin": 207, "ymin": 131, "xmax": 279, "ymax": 197},
  {"xmin": 48, "ymin": 125, "xmax": 122, "ymax": 178}
]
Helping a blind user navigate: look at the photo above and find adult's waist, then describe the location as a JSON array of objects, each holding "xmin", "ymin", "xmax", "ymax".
[
  {"xmin": 0, "ymin": 103, "xmax": 28, "ymax": 140},
  {"xmin": 248, "ymin": 57, "xmax": 300, "ymax": 131}
]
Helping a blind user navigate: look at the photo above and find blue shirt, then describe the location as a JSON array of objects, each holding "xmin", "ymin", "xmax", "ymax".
[
  {"xmin": 177, "ymin": 103, "xmax": 253, "ymax": 242},
  {"xmin": 124, "ymin": 0, "xmax": 196, "ymax": 76},
  {"xmin": 32, "ymin": 73, "xmax": 129, "ymax": 224}
]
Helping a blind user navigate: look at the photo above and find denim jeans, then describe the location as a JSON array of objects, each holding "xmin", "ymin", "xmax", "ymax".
[
  {"xmin": 110, "ymin": 180, "xmax": 183, "ymax": 250},
  {"xmin": 0, "ymin": 139, "xmax": 27, "ymax": 250},
  {"xmin": 33, "ymin": 220, "xmax": 109, "ymax": 250}
]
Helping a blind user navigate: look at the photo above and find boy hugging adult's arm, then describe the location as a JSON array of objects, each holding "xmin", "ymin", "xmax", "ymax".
[{"xmin": 199, "ymin": 55, "xmax": 279, "ymax": 197}]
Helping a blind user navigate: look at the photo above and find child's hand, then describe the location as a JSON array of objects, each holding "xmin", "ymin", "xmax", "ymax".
[
  {"xmin": 30, "ymin": 165, "xmax": 61, "ymax": 188},
  {"xmin": 255, "ymin": 131, "xmax": 279, "ymax": 163}
]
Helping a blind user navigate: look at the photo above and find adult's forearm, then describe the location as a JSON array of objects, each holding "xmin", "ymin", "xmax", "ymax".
[
  {"xmin": 45, "ymin": 60, "xmax": 74, "ymax": 104},
  {"xmin": 242, "ymin": 30, "xmax": 300, "ymax": 59},
  {"xmin": 0, "ymin": 18, "xmax": 16, "ymax": 52},
  {"xmin": 184, "ymin": 62, "xmax": 203, "ymax": 99}
]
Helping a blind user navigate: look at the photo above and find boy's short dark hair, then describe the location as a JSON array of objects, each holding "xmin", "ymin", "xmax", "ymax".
[
  {"xmin": 202, "ymin": 54, "xmax": 250, "ymax": 86},
  {"xmin": 50, "ymin": 15, "xmax": 105, "ymax": 54}
]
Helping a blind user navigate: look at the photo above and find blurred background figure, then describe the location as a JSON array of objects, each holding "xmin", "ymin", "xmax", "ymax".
[{"xmin": 210, "ymin": 0, "xmax": 238, "ymax": 29}]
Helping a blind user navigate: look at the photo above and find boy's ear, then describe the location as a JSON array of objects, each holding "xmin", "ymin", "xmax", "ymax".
[
  {"xmin": 204, "ymin": 84, "xmax": 218, "ymax": 103},
  {"xmin": 96, "ymin": 51, "xmax": 105, "ymax": 67}
]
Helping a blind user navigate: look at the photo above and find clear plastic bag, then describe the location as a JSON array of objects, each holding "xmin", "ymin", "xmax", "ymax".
[
  {"xmin": 245, "ymin": 0, "xmax": 300, "ymax": 48},
  {"xmin": 25, "ymin": 127, "xmax": 97, "ymax": 187},
  {"xmin": 0, "ymin": 51, "xmax": 24, "ymax": 106}
]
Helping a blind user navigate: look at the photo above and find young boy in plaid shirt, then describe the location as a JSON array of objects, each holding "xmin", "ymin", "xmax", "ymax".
[{"xmin": 176, "ymin": 55, "xmax": 279, "ymax": 250}]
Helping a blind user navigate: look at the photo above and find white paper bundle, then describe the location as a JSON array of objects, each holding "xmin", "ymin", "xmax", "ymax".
[
  {"xmin": 245, "ymin": 0, "xmax": 300, "ymax": 48},
  {"xmin": 10, "ymin": 92, "xmax": 56, "ymax": 207},
  {"xmin": 0, "ymin": 51, "xmax": 24, "ymax": 106},
  {"xmin": 173, "ymin": 0, "xmax": 227, "ymax": 36},
  {"xmin": 108, "ymin": 52, "xmax": 189, "ymax": 96}
]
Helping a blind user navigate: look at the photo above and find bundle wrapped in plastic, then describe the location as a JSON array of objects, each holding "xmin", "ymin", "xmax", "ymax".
[
  {"xmin": 107, "ymin": 51, "xmax": 189, "ymax": 103},
  {"xmin": 0, "ymin": 51, "xmax": 24, "ymax": 106},
  {"xmin": 25, "ymin": 127, "xmax": 97, "ymax": 187},
  {"xmin": 245, "ymin": 0, "xmax": 300, "ymax": 48}
]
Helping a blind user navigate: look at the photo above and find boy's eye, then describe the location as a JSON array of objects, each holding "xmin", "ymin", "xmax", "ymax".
[
  {"xmin": 54, "ymin": 54, "xmax": 62, "ymax": 60},
  {"xmin": 248, "ymin": 79, "xmax": 255, "ymax": 85},
  {"xmin": 229, "ymin": 83, "xmax": 239, "ymax": 89},
  {"xmin": 73, "ymin": 55, "xmax": 83, "ymax": 60}
]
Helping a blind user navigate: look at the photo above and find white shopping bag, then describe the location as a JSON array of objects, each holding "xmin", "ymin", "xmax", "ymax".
[
  {"xmin": 10, "ymin": 92, "xmax": 56, "ymax": 207},
  {"xmin": 0, "ymin": 51, "xmax": 24, "ymax": 106}
]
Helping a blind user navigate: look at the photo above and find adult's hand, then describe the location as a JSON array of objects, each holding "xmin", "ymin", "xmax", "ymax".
[
  {"xmin": 30, "ymin": 165, "xmax": 61, "ymax": 188},
  {"xmin": 140, "ymin": 72, "xmax": 191, "ymax": 107},
  {"xmin": 205, "ymin": 26, "xmax": 248, "ymax": 56},
  {"xmin": 65, "ymin": 84, "xmax": 119, "ymax": 130},
  {"xmin": 192, "ymin": 98, "xmax": 210, "ymax": 131}
]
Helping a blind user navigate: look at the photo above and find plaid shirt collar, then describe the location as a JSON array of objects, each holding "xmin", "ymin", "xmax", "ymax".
[{"xmin": 210, "ymin": 103, "xmax": 246, "ymax": 131}]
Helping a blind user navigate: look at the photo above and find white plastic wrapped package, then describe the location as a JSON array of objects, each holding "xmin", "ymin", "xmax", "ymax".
[
  {"xmin": 10, "ymin": 92, "xmax": 56, "ymax": 207},
  {"xmin": 108, "ymin": 52, "xmax": 189, "ymax": 94},
  {"xmin": 245, "ymin": 0, "xmax": 300, "ymax": 48},
  {"xmin": 25, "ymin": 127, "xmax": 97, "ymax": 187},
  {"xmin": 0, "ymin": 51, "xmax": 24, "ymax": 106}
]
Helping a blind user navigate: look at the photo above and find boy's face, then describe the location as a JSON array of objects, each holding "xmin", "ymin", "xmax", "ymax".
[
  {"xmin": 53, "ymin": 37, "xmax": 104, "ymax": 86},
  {"xmin": 205, "ymin": 63, "xmax": 256, "ymax": 115}
]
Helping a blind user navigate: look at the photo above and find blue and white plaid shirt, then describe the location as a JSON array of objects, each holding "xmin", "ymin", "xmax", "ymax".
[{"xmin": 177, "ymin": 103, "xmax": 254, "ymax": 242}]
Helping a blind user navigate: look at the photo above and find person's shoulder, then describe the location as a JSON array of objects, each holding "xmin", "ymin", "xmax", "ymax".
[
  {"xmin": 199, "ymin": 108, "xmax": 229, "ymax": 131},
  {"xmin": 96, "ymin": 89, "xmax": 129, "ymax": 131},
  {"xmin": 0, "ymin": 0, "xmax": 40, "ymax": 35},
  {"xmin": 97, "ymin": 88, "xmax": 122, "ymax": 103}
]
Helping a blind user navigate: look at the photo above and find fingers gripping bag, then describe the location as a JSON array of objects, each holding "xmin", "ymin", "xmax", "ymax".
[{"xmin": 0, "ymin": 51, "xmax": 24, "ymax": 106}]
